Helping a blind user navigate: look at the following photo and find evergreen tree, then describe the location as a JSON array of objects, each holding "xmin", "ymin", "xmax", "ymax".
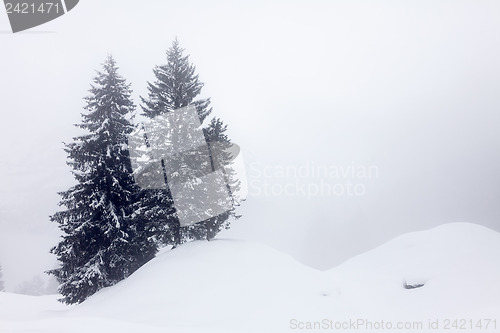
[
  {"xmin": 200, "ymin": 117, "xmax": 241, "ymax": 239},
  {"xmin": 140, "ymin": 39, "xmax": 239, "ymax": 246},
  {"xmin": 48, "ymin": 56, "xmax": 159, "ymax": 304},
  {"xmin": 0, "ymin": 264, "xmax": 5, "ymax": 292}
]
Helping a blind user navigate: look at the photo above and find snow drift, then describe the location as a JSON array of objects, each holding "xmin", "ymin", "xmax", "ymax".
[{"xmin": 0, "ymin": 222, "xmax": 499, "ymax": 332}]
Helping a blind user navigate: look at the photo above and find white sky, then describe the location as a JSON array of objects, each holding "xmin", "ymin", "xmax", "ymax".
[{"xmin": 1, "ymin": 0, "xmax": 500, "ymax": 290}]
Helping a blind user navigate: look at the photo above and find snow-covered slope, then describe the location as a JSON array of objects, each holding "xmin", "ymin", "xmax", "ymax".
[
  {"xmin": 1, "ymin": 223, "xmax": 499, "ymax": 332},
  {"xmin": 328, "ymin": 223, "xmax": 500, "ymax": 319}
]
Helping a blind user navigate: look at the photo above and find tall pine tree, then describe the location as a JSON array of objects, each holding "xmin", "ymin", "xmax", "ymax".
[
  {"xmin": 140, "ymin": 39, "xmax": 239, "ymax": 246},
  {"xmin": 48, "ymin": 56, "xmax": 159, "ymax": 304}
]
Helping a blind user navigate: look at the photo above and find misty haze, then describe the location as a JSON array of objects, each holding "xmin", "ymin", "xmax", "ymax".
[{"xmin": 0, "ymin": 1, "xmax": 499, "ymax": 332}]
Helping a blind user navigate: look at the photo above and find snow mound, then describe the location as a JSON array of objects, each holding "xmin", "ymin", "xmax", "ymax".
[
  {"xmin": 69, "ymin": 239, "xmax": 324, "ymax": 331},
  {"xmin": 328, "ymin": 222, "xmax": 500, "ymax": 318},
  {"xmin": 0, "ymin": 222, "xmax": 499, "ymax": 332}
]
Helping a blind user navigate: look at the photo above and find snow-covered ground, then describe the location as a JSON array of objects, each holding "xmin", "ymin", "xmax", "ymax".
[{"xmin": 1, "ymin": 222, "xmax": 499, "ymax": 332}]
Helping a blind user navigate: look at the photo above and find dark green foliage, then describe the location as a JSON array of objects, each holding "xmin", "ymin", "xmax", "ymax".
[
  {"xmin": 140, "ymin": 39, "xmax": 239, "ymax": 246},
  {"xmin": 48, "ymin": 56, "xmax": 160, "ymax": 304},
  {"xmin": 141, "ymin": 39, "xmax": 210, "ymax": 120}
]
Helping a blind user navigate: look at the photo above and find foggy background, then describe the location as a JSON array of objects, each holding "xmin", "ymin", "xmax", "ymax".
[{"xmin": 1, "ymin": 0, "xmax": 499, "ymax": 291}]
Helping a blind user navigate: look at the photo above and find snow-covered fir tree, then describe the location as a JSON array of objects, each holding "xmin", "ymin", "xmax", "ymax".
[
  {"xmin": 200, "ymin": 117, "xmax": 241, "ymax": 240},
  {"xmin": 0, "ymin": 264, "xmax": 5, "ymax": 292},
  {"xmin": 48, "ymin": 56, "xmax": 161, "ymax": 304},
  {"xmin": 140, "ymin": 39, "xmax": 239, "ymax": 246}
]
